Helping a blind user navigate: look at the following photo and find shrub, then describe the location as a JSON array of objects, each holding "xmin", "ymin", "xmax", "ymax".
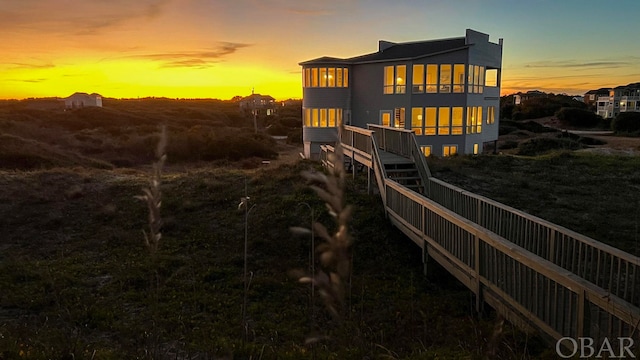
[
  {"xmin": 517, "ymin": 137, "xmax": 584, "ymax": 156},
  {"xmin": 555, "ymin": 107, "xmax": 602, "ymax": 128},
  {"xmin": 612, "ymin": 112, "xmax": 640, "ymax": 133}
]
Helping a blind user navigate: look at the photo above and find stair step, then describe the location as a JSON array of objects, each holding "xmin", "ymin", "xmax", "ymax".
[
  {"xmin": 391, "ymin": 176, "xmax": 422, "ymax": 181},
  {"xmin": 385, "ymin": 168, "xmax": 418, "ymax": 172}
]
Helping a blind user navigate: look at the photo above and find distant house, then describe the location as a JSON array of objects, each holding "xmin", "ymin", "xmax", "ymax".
[
  {"xmin": 595, "ymin": 83, "xmax": 640, "ymax": 118},
  {"xmin": 584, "ymin": 88, "xmax": 610, "ymax": 108},
  {"xmin": 513, "ymin": 90, "xmax": 546, "ymax": 105},
  {"xmin": 238, "ymin": 93, "xmax": 276, "ymax": 116},
  {"xmin": 63, "ymin": 92, "xmax": 102, "ymax": 109}
]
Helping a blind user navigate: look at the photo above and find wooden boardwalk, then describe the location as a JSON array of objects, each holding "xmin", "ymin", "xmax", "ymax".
[{"xmin": 322, "ymin": 125, "xmax": 640, "ymax": 350}]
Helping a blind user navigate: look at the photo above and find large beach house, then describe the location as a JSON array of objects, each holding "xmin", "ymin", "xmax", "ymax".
[{"xmin": 300, "ymin": 29, "xmax": 503, "ymax": 159}]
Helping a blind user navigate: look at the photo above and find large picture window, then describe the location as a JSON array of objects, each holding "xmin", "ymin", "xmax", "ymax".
[
  {"xmin": 426, "ymin": 65, "xmax": 438, "ymax": 93},
  {"xmin": 412, "ymin": 64, "xmax": 424, "ymax": 93},
  {"xmin": 453, "ymin": 64, "xmax": 465, "ymax": 93},
  {"xmin": 439, "ymin": 64, "xmax": 451, "ymax": 93},
  {"xmin": 303, "ymin": 108, "xmax": 343, "ymax": 127},
  {"xmin": 438, "ymin": 107, "xmax": 450, "ymax": 135},
  {"xmin": 303, "ymin": 67, "xmax": 349, "ymax": 88},
  {"xmin": 452, "ymin": 107, "xmax": 463, "ymax": 135},
  {"xmin": 425, "ymin": 107, "xmax": 437, "ymax": 135},
  {"xmin": 411, "ymin": 107, "xmax": 423, "ymax": 135},
  {"xmin": 384, "ymin": 65, "xmax": 406, "ymax": 94}
]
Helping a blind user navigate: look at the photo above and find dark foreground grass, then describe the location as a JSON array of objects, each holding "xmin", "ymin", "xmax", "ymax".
[
  {"xmin": 0, "ymin": 161, "xmax": 552, "ymax": 359},
  {"xmin": 428, "ymin": 151, "xmax": 640, "ymax": 255}
]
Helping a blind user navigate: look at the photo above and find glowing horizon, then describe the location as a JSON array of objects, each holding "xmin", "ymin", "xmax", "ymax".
[{"xmin": 1, "ymin": 0, "xmax": 638, "ymax": 101}]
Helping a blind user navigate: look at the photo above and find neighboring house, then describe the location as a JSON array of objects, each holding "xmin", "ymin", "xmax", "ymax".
[
  {"xmin": 63, "ymin": 92, "xmax": 102, "ymax": 109},
  {"xmin": 584, "ymin": 88, "xmax": 610, "ymax": 108},
  {"xmin": 596, "ymin": 83, "xmax": 640, "ymax": 119},
  {"xmin": 513, "ymin": 90, "xmax": 546, "ymax": 105},
  {"xmin": 299, "ymin": 29, "xmax": 503, "ymax": 159},
  {"xmin": 238, "ymin": 93, "xmax": 277, "ymax": 116}
]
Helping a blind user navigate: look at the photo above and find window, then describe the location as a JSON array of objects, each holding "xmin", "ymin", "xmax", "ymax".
[
  {"xmin": 478, "ymin": 66, "xmax": 485, "ymax": 93},
  {"xmin": 452, "ymin": 107, "xmax": 463, "ymax": 135},
  {"xmin": 476, "ymin": 107, "xmax": 483, "ymax": 133},
  {"xmin": 320, "ymin": 108, "xmax": 327, "ymax": 127},
  {"xmin": 425, "ymin": 107, "xmax": 437, "ymax": 135},
  {"xmin": 411, "ymin": 107, "xmax": 423, "ymax": 135},
  {"xmin": 302, "ymin": 108, "xmax": 343, "ymax": 127},
  {"xmin": 412, "ymin": 64, "xmax": 424, "ymax": 93},
  {"xmin": 320, "ymin": 68, "xmax": 327, "ymax": 87},
  {"xmin": 485, "ymin": 69, "xmax": 498, "ymax": 87},
  {"xmin": 303, "ymin": 67, "xmax": 349, "ymax": 88},
  {"xmin": 473, "ymin": 143, "xmax": 479, "ymax": 155},
  {"xmin": 421, "ymin": 146, "xmax": 431, "ymax": 157},
  {"xmin": 384, "ymin": 65, "xmax": 406, "ymax": 94},
  {"xmin": 467, "ymin": 65, "xmax": 474, "ymax": 93},
  {"xmin": 304, "ymin": 108, "xmax": 311, "ymax": 126},
  {"xmin": 466, "ymin": 107, "xmax": 477, "ymax": 134},
  {"xmin": 426, "ymin": 64, "xmax": 438, "ymax": 93},
  {"xmin": 453, "ymin": 64, "xmax": 465, "ymax": 93},
  {"xmin": 473, "ymin": 65, "xmax": 480, "ymax": 93},
  {"xmin": 439, "ymin": 64, "xmax": 451, "ymax": 93},
  {"xmin": 327, "ymin": 68, "xmax": 336, "ymax": 87},
  {"xmin": 394, "ymin": 108, "xmax": 405, "ymax": 128},
  {"xmin": 381, "ymin": 112, "xmax": 391, "ymax": 126},
  {"xmin": 487, "ymin": 106, "xmax": 496, "ymax": 124},
  {"xmin": 438, "ymin": 107, "xmax": 450, "ymax": 135},
  {"xmin": 443, "ymin": 145, "xmax": 457, "ymax": 157},
  {"xmin": 384, "ymin": 66, "xmax": 394, "ymax": 94}
]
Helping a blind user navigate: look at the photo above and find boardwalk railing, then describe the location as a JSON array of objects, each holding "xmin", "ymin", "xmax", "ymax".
[{"xmin": 322, "ymin": 124, "xmax": 640, "ymax": 347}]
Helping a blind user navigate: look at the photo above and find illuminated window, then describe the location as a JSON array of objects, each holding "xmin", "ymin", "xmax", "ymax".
[
  {"xmin": 384, "ymin": 65, "xmax": 406, "ymax": 94},
  {"xmin": 394, "ymin": 108, "xmax": 405, "ymax": 128},
  {"xmin": 384, "ymin": 66, "xmax": 394, "ymax": 94},
  {"xmin": 473, "ymin": 65, "xmax": 480, "ymax": 93},
  {"xmin": 467, "ymin": 65, "xmax": 474, "ymax": 93},
  {"xmin": 443, "ymin": 145, "xmax": 457, "ymax": 157},
  {"xmin": 485, "ymin": 69, "xmax": 498, "ymax": 87},
  {"xmin": 466, "ymin": 107, "xmax": 476, "ymax": 134},
  {"xmin": 411, "ymin": 107, "xmax": 423, "ymax": 135},
  {"xmin": 412, "ymin": 64, "xmax": 424, "ymax": 93},
  {"xmin": 328, "ymin": 108, "xmax": 336, "ymax": 127},
  {"xmin": 328, "ymin": 68, "xmax": 336, "ymax": 87},
  {"xmin": 421, "ymin": 146, "xmax": 432, "ymax": 157},
  {"xmin": 303, "ymin": 108, "xmax": 343, "ymax": 127},
  {"xmin": 453, "ymin": 64, "xmax": 465, "ymax": 93},
  {"xmin": 439, "ymin": 64, "xmax": 451, "ymax": 93},
  {"xmin": 396, "ymin": 65, "xmax": 406, "ymax": 93},
  {"xmin": 320, "ymin": 68, "xmax": 327, "ymax": 87},
  {"xmin": 451, "ymin": 107, "xmax": 463, "ymax": 135},
  {"xmin": 478, "ymin": 66, "xmax": 485, "ymax": 93},
  {"xmin": 438, "ymin": 107, "xmax": 450, "ymax": 135},
  {"xmin": 426, "ymin": 64, "xmax": 438, "ymax": 93},
  {"xmin": 303, "ymin": 69, "xmax": 307, "ymax": 87},
  {"xmin": 344, "ymin": 68, "xmax": 349, "ymax": 87},
  {"xmin": 425, "ymin": 107, "xmax": 437, "ymax": 135},
  {"xmin": 473, "ymin": 143, "xmax": 479, "ymax": 155},
  {"xmin": 476, "ymin": 107, "xmax": 483, "ymax": 133},
  {"xmin": 311, "ymin": 68, "xmax": 318, "ymax": 87},
  {"xmin": 320, "ymin": 108, "xmax": 327, "ymax": 127},
  {"xmin": 336, "ymin": 68, "xmax": 343, "ymax": 87},
  {"xmin": 304, "ymin": 108, "xmax": 311, "ymax": 126},
  {"xmin": 487, "ymin": 106, "xmax": 496, "ymax": 124},
  {"xmin": 381, "ymin": 112, "xmax": 391, "ymax": 126}
]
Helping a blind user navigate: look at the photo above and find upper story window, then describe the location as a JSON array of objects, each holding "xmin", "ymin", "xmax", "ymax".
[
  {"xmin": 303, "ymin": 107, "xmax": 343, "ymax": 127},
  {"xmin": 384, "ymin": 65, "xmax": 406, "ymax": 94},
  {"xmin": 412, "ymin": 63, "xmax": 466, "ymax": 94},
  {"xmin": 303, "ymin": 67, "xmax": 349, "ymax": 88}
]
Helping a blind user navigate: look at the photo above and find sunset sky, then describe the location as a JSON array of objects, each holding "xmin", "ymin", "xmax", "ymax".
[{"xmin": 1, "ymin": 0, "xmax": 639, "ymax": 100}]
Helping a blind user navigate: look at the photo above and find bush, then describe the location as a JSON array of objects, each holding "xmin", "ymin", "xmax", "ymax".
[
  {"xmin": 612, "ymin": 112, "xmax": 640, "ymax": 133},
  {"xmin": 517, "ymin": 137, "xmax": 584, "ymax": 156},
  {"xmin": 555, "ymin": 107, "xmax": 602, "ymax": 128}
]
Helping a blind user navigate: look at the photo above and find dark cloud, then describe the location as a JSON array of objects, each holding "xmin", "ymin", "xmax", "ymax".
[{"xmin": 130, "ymin": 42, "xmax": 252, "ymax": 68}]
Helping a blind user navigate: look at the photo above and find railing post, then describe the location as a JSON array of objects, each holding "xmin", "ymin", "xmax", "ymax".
[
  {"xmin": 475, "ymin": 231, "xmax": 483, "ymax": 316},
  {"xmin": 576, "ymin": 289, "xmax": 587, "ymax": 338}
]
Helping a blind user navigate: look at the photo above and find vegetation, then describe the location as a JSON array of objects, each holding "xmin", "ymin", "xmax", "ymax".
[
  {"xmin": 612, "ymin": 112, "xmax": 640, "ymax": 135},
  {"xmin": 500, "ymin": 93, "xmax": 586, "ymax": 121},
  {"xmin": 554, "ymin": 107, "xmax": 603, "ymax": 128}
]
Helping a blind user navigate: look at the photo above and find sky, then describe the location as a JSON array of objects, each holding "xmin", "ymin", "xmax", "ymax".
[{"xmin": 1, "ymin": 0, "xmax": 639, "ymax": 100}]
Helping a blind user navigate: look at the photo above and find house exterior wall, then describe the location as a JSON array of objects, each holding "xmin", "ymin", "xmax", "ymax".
[
  {"xmin": 64, "ymin": 94, "xmax": 102, "ymax": 109},
  {"xmin": 300, "ymin": 29, "xmax": 502, "ymax": 158}
]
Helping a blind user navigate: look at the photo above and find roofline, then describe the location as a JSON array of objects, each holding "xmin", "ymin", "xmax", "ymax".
[
  {"xmin": 353, "ymin": 45, "xmax": 470, "ymax": 65},
  {"xmin": 300, "ymin": 45, "xmax": 470, "ymax": 66}
]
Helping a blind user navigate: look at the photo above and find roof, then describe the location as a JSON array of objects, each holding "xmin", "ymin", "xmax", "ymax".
[
  {"xmin": 65, "ymin": 92, "xmax": 102, "ymax": 99},
  {"xmin": 300, "ymin": 37, "xmax": 467, "ymax": 65},
  {"xmin": 240, "ymin": 94, "xmax": 275, "ymax": 101},
  {"xmin": 585, "ymin": 88, "xmax": 611, "ymax": 94}
]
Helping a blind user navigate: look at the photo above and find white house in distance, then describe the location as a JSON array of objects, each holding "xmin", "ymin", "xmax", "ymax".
[{"xmin": 63, "ymin": 92, "xmax": 103, "ymax": 109}]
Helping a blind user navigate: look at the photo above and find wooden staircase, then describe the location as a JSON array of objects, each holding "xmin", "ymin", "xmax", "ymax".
[{"xmin": 385, "ymin": 163, "xmax": 424, "ymax": 194}]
